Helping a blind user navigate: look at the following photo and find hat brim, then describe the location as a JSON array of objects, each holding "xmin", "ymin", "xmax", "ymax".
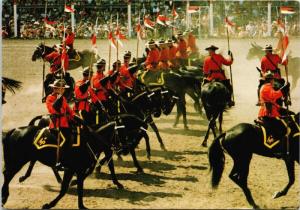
[
  {"xmin": 49, "ymin": 84, "xmax": 70, "ymax": 88},
  {"xmin": 205, "ymin": 47, "xmax": 219, "ymax": 51},
  {"xmin": 263, "ymin": 48, "xmax": 273, "ymax": 51}
]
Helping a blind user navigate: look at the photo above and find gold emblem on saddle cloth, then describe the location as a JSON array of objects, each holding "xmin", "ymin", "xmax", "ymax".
[
  {"xmin": 260, "ymin": 126, "xmax": 280, "ymax": 149},
  {"xmin": 33, "ymin": 128, "xmax": 66, "ymax": 150},
  {"xmin": 291, "ymin": 115, "xmax": 300, "ymax": 138}
]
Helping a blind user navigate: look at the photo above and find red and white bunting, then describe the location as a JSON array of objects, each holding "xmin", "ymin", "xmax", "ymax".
[
  {"xmin": 280, "ymin": 6, "xmax": 295, "ymax": 15},
  {"xmin": 157, "ymin": 15, "xmax": 167, "ymax": 26},
  {"xmin": 64, "ymin": 5, "xmax": 75, "ymax": 13},
  {"xmin": 144, "ymin": 17, "xmax": 155, "ymax": 30},
  {"xmin": 115, "ymin": 27, "xmax": 126, "ymax": 47},
  {"xmin": 187, "ymin": 6, "xmax": 200, "ymax": 14},
  {"xmin": 135, "ymin": 23, "xmax": 143, "ymax": 40}
]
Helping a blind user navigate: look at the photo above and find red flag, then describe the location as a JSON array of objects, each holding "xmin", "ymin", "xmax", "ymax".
[
  {"xmin": 108, "ymin": 31, "xmax": 117, "ymax": 49},
  {"xmin": 64, "ymin": 5, "xmax": 75, "ymax": 13},
  {"xmin": 115, "ymin": 27, "xmax": 126, "ymax": 47},
  {"xmin": 144, "ymin": 17, "xmax": 155, "ymax": 30},
  {"xmin": 187, "ymin": 6, "xmax": 200, "ymax": 14},
  {"xmin": 91, "ymin": 33, "xmax": 97, "ymax": 46},
  {"xmin": 172, "ymin": 7, "xmax": 179, "ymax": 19},
  {"xmin": 280, "ymin": 6, "xmax": 295, "ymax": 15},
  {"xmin": 225, "ymin": 17, "xmax": 235, "ymax": 27},
  {"xmin": 44, "ymin": 17, "xmax": 57, "ymax": 25}
]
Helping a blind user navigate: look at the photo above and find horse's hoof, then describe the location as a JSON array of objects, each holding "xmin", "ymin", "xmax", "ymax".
[
  {"xmin": 160, "ymin": 144, "xmax": 167, "ymax": 151},
  {"xmin": 252, "ymin": 204, "xmax": 260, "ymax": 209},
  {"xmin": 201, "ymin": 142, "xmax": 207, "ymax": 147},
  {"xmin": 135, "ymin": 169, "xmax": 144, "ymax": 174},
  {"xmin": 42, "ymin": 203, "xmax": 51, "ymax": 209},
  {"xmin": 272, "ymin": 191, "xmax": 285, "ymax": 199},
  {"xmin": 79, "ymin": 205, "xmax": 88, "ymax": 209},
  {"xmin": 147, "ymin": 155, "xmax": 151, "ymax": 160},
  {"xmin": 2, "ymin": 197, "xmax": 8, "ymax": 206},
  {"xmin": 116, "ymin": 183, "xmax": 124, "ymax": 189},
  {"xmin": 19, "ymin": 176, "xmax": 26, "ymax": 183}
]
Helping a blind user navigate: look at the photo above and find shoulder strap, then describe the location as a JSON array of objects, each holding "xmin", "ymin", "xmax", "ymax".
[
  {"xmin": 210, "ymin": 55, "xmax": 223, "ymax": 71},
  {"xmin": 265, "ymin": 55, "xmax": 278, "ymax": 69}
]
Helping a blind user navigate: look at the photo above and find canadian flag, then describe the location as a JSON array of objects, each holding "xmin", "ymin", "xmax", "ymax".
[
  {"xmin": 144, "ymin": 17, "xmax": 155, "ymax": 30},
  {"xmin": 115, "ymin": 27, "xmax": 126, "ymax": 47},
  {"xmin": 187, "ymin": 6, "xmax": 200, "ymax": 14},
  {"xmin": 108, "ymin": 31, "xmax": 117, "ymax": 49},
  {"xmin": 44, "ymin": 17, "xmax": 56, "ymax": 25},
  {"xmin": 172, "ymin": 8, "xmax": 179, "ymax": 19},
  {"xmin": 157, "ymin": 15, "xmax": 168, "ymax": 26},
  {"xmin": 64, "ymin": 5, "xmax": 75, "ymax": 13}
]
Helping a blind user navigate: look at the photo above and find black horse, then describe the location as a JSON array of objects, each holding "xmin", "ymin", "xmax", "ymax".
[
  {"xmin": 247, "ymin": 42, "xmax": 300, "ymax": 91},
  {"xmin": 32, "ymin": 43, "xmax": 99, "ymax": 70},
  {"xmin": 201, "ymin": 80, "xmax": 230, "ymax": 147},
  {"xmin": 2, "ymin": 77, "xmax": 22, "ymax": 104},
  {"xmin": 208, "ymin": 112, "xmax": 300, "ymax": 209},
  {"xmin": 2, "ymin": 121, "xmax": 125, "ymax": 209}
]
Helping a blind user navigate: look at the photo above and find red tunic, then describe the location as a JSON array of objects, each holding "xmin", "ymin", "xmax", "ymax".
[
  {"xmin": 203, "ymin": 53, "xmax": 233, "ymax": 81},
  {"xmin": 46, "ymin": 93, "xmax": 74, "ymax": 129},
  {"xmin": 176, "ymin": 39, "xmax": 188, "ymax": 59},
  {"xmin": 65, "ymin": 32, "xmax": 75, "ymax": 46},
  {"xmin": 260, "ymin": 54, "xmax": 282, "ymax": 79},
  {"xmin": 145, "ymin": 48, "xmax": 160, "ymax": 71},
  {"xmin": 44, "ymin": 51, "xmax": 69, "ymax": 73},
  {"xmin": 168, "ymin": 45, "xmax": 178, "ymax": 67},
  {"xmin": 73, "ymin": 79, "xmax": 98, "ymax": 112},
  {"xmin": 258, "ymin": 83, "xmax": 283, "ymax": 118},
  {"xmin": 119, "ymin": 64, "xmax": 135, "ymax": 89},
  {"xmin": 92, "ymin": 72, "xmax": 108, "ymax": 101},
  {"xmin": 158, "ymin": 48, "xmax": 169, "ymax": 70}
]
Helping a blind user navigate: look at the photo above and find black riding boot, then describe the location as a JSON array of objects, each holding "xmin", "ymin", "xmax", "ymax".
[
  {"xmin": 55, "ymin": 128, "xmax": 73, "ymax": 171},
  {"xmin": 222, "ymin": 79, "xmax": 235, "ymax": 107}
]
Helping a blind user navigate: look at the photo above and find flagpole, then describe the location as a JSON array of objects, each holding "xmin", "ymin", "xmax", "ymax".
[
  {"xmin": 42, "ymin": 0, "xmax": 48, "ymax": 102},
  {"xmin": 108, "ymin": 15, "xmax": 112, "ymax": 71},
  {"xmin": 136, "ymin": 13, "xmax": 140, "ymax": 65},
  {"xmin": 116, "ymin": 13, "xmax": 119, "ymax": 69},
  {"xmin": 283, "ymin": 15, "xmax": 291, "ymax": 107},
  {"xmin": 172, "ymin": 4, "xmax": 175, "ymax": 36},
  {"xmin": 226, "ymin": 21, "xmax": 235, "ymax": 103}
]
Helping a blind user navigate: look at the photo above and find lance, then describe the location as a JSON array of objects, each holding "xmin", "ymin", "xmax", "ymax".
[
  {"xmin": 226, "ymin": 20, "xmax": 235, "ymax": 103},
  {"xmin": 108, "ymin": 14, "xmax": 112, "ymax": 71},
  {"xmin": 136, "ymin": 13, "xmax": 140, "ymax": 65},
  {"xmin": 42, "ymin": 0, "xmax": 48, "ymax": 102},
  {"xmin": 116, "ymin": 12, "xmax": 119, "ymax": 68}
]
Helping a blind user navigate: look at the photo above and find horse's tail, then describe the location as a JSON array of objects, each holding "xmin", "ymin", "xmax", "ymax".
[
  {"xmin": 2, "ymin": 129, "xmax": 16, "ymax": 166},
  {"xmin": 208, "ymin": 132, "xmax": 226, "ymax": 188},
  {"xmin": 28, "ymin": 115, "xmax": 43, "ymax": 126},
  {"xmin": 2, "ymin": 77, "xmax": 22, "ymax": 94}
]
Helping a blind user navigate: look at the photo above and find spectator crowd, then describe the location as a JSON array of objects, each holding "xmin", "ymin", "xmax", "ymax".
[{"xmin": 2, "ymin": 0, "xmax": 299, "ymax": 39}]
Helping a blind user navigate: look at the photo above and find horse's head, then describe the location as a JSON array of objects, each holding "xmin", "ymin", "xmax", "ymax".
[
  {"xmin": 32, "ymin": 44, "xmax": 44, "ymax": 61},
  {"xmin": 160, "ymin": 87, "xmax": 178, "ymax": 115},
  {"xmin": 246, "ymin": 42, "xmax": 264, "ymax": 60},
  {"xmin": 131, "ymin": 90, "xmax": 161, "ymax": 117}
]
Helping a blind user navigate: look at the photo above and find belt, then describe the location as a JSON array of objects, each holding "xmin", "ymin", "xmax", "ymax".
[{"xmin": 208, "ymin": 69, "xmax": 224, "ymax": 74}]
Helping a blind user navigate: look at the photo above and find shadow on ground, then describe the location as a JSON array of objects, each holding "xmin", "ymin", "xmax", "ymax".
[{"xmin": 43, "ymin": 185, "xmax": 182, "ymax": 205}]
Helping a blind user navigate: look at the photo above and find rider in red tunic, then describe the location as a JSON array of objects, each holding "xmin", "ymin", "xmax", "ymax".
[
  {"xmin": 119, "ymin": 52, "xmax": 135, "ymax": 90},
  {"xmin": 92, "ymin": 59, "xmax": 109, "ymax": 103},
  {"xmin": 203, "ymin": 45, "xmax": 234, "ymax": 106},
  {"xmin": 44, "ymin": 44, "xmax": 69, "ymax": 73},
  {"xmin": 145, "ymin": 40, "xmax": 160, "ymax": 71},
  {"xmin": 186, "ymin": 30, "xmax": 199, "ymax": 57},
  {"xmin": 176, "ymin": 32, "xmax": 188, "ymax": 66},
  {"xmin": 64, "ymin": 25, "xmax": 76, "ymax": 58},
  {"xmin": 257, "ymin": 71, "xmax": 290, "ymax": 150},
  {"xmin": 46, "ymin": 79, "xmax": 74, "ymax": 170},
  {"xmin": 73, "ymin": 67, "xmax": 98, "ymax": 112},
  {"xmin": 167, "ymin": 39, "xmax": 178, "ymax": 69},
  {"xmin": 158, "ymin": 39, "xmax": 169, "ymax": 70}
]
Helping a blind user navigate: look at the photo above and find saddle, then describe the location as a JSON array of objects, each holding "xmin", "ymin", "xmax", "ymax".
[{"xmin": 33, "ymin": 127, "xmax": 81, "ymax": 150}]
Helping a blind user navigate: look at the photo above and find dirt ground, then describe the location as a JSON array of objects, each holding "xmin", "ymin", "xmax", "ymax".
[{"xmin": 2, "ymin": 38, "xmax": 300, "ymax": 209}]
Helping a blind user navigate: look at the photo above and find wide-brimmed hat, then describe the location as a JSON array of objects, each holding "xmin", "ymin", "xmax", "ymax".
[
  {"xmin": 264, "ymin": 71, "xmax": 274, "ymax": 79},
  {"xmin": 124, "ymin": 51, "xmax": 131, "ymax": 59},
  {"xmin": 94, "ymin": 59, "xmax": 106, "ymax": 68},
  {"xmin": 158, "ymin": 39, "xmax": 165, "ymax": 45},
  {"xmin": 167, "ymin": 39, "xmax": 174, "ymax": 44},
  {"xmin": 263, "ymin": 44, "xmax": 273, "ymax": 51},
  {"xmin": 147, "ymin": 39, "xmax": 156, "ymax": 46},
  {"xmin": 205, "ymin": 45, "xmax": 219, "ymax": 51},
  {"xmin": 113, "ymin": 60, "xmax": 121, "ymax": 67},
  {"xmin": 82, "ymin": 67, "xmax": 93, "ymax": 75},
  {"xmin": 49, "ymin": 79, "xmax": 70, "ymax": 88},
  {"xmin": 177, "ymin": 32, "xmax": 183, "ymax": 37}
]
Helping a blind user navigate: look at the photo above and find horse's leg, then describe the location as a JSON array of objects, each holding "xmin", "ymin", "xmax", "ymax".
[
  {"xmin": 95, "ymin": 156, "xmax": 107, "ymax": 174},
  {"xmin": 219, "ymin": 113, "xmax": 223, "ymax": 134},
  {"xmin": 51, "ymin": 167, "xmax": 62, "ymax": 184},
  {"xmin": 142, "ymin": 131, "xmax": 152, "ymax": 159},
  {"xmin": 229, "ymin": 154, "xmax": 259, "ymax": 209},
  {"xmin": 130, "ymin": 147, "xmax": 144, "ymax": 174},
  {"xmin": 19, "ymin": 160, "xmax": 36, "ymax": 183},
  {"xmin": 173, "ymin": 102, "xmax": 182, "ymax": 128},
  {"xmin": 273, "ymin": 159, "xmax": 295, "ymax": 199},
  {"xmin": 2, "ymin": 164, "xmax": 25, "ymax": 205},
  {"xmin": 76, "ymin": 172, "xmax": 87, "ymax": 209},
  {"xmin": 42, "ymin": 170, "xmax": 74, "ymax": 209},
  {"xmin": 181, "ymin": 97, "xmax": 188, "ymax": 130},
  {"xmin": 105, "ymin": 150, "xmax": 124, "ymax": 189},
  {"xmin": 202, "ymin": 123, "xmax": 211, "ymax": 147},
  {"xmin": 148, "ymin": 118, "xmax": 166, "ymax": 151}
]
